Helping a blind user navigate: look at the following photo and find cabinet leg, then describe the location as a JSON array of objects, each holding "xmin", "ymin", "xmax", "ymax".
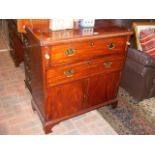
[
  {"xmin": 44, "ymin": 124, "xmax": 54, "ymax": 134},
  {"xmin": 112, "ymin": 101, "xmax": 118, "ymax": 109}
]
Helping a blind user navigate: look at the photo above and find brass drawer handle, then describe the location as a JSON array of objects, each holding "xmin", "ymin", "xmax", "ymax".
[
  {"xmin": 64, "ymin": 70, "xmax": 75, "ymax": 77},
  {"xmin": 126, "ymin": 41, "xmax": 131, "ymax": 46},
  {"xmin": 65, "ymin": 48, "xmax": 76, "ymax": 56},
  {"xmin": 45, "ymin": 53, "xmax": 50, "ymax": 60},
  {"xmin": 107, "ymin": 43, "xmax": 115, "ymax": 49},
  {"xmin": 103, "ymin": 61, "xmax": 113, "ymax": 68}
]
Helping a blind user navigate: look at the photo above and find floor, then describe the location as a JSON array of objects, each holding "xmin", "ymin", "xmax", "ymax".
[
  {"xmin": 0, "ymin": 21, "xmax": 9, "ymax": 51},
  {"xmin": 0, "ymin": 51, "xmax": 117, "ymax": 135}
]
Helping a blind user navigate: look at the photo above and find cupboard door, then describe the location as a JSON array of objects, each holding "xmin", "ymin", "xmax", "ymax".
[
  {"xmin": 46, "ymin": 79, "xmax": 87, "ymax": 120},
  {"xmin": 86, "ymin": 71, "xmax": 121, "ymax": 107}
]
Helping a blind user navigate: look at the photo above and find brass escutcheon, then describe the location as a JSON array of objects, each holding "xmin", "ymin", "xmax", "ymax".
[
  {"xmin": 64, "ymin": 70, "xmax": 75, "ymax": 77},
  {"xmin": 107, "ymin": 43, "xmax": 115, "ymax": 49},
  {"xmin": 103, "ymin": 61, "xmax": 113, "ymax": 68}
]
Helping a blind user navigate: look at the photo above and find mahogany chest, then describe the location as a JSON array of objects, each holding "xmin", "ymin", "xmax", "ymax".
[{"xmin": 24, "ymin": 25, "xmax": 132, "ymax": 134}]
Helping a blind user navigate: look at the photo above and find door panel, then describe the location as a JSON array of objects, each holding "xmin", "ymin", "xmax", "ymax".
[
  {"xmin": 46, "ymin": 79, "xmax": 87, "ymax": 120},
  {"xmin": 86, "ymin": 71, "xmax": 121, "ymax": 107}
]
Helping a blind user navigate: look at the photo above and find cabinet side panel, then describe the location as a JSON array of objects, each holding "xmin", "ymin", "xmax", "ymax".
[
  {"xmin": 26, "ymin": 31, "xmax": 46, "ymax": 118},
  {"xmin": 30, "ymin": 46, "xmax": 45, "ymax": 117}
]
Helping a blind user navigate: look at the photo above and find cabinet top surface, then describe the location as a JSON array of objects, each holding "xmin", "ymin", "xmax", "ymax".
[{"xmin": 26, "ymin": 24, "xmax": 133, "ymax": 46}]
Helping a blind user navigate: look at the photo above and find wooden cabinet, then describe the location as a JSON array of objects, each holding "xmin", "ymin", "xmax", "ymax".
[
  {"xmin": 8, "ymin": 20, "xmax": 24, "ymax": 67},
  {"xmin": 24, "ymin": 24, "xmax": 132, "ymax": 134},
  {"xmin": 17, "ymin": 19, "xmax": 49, "ymax": 32},
  {"xmin": 7, "ymin": 19, "xmax": 50, "ymax": 67}
]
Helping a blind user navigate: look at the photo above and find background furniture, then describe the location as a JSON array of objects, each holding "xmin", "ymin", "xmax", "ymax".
[
  {"xmin": 8, "ymin": 20, "xmax": 24, "ymax": 67},
  {"xmin": 24, "ymin": 24, "xmax": 132, "ymax": 133},
  {"xmin": 111, "ymin": 19, "xmax": 155, "ymax": 102},
  {"xmin": 121, "ymin": 47, "xmax": 155, "ymax": 102},
  {"xmin": 7, "ymin": 19, "xmax": 49, "ymax": 67}
]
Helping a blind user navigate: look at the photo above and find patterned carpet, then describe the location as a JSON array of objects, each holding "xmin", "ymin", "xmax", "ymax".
[{"xmin": 98, "ymin": 87, "xmax": 155, "ymax": 135}]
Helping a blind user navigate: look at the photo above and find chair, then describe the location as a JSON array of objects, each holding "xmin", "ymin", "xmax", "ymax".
[{"xmin": 121, "ymin": 47, "xmax": 155, "ymax": 102}]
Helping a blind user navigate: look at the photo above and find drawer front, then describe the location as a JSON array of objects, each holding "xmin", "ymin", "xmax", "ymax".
[
  {"xmin": 50, "ymin": 36, "xmax": 127, "ymax": 65},
  {"xmin": 24, "ymin": 50, "xmax": 30, "ymax": 64},
  {"xmin": 46, "ymin": 56, "xmax": 124, "ymax": 87}
]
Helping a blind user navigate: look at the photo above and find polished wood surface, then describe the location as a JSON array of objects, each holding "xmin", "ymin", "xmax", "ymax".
[
  {"xmin": 24, "ymin": 24, "xmax": 132, "ymax": 134},
  {"xmin": 27, "ymin": 25, "xmax": 132, "ymax": 46}
]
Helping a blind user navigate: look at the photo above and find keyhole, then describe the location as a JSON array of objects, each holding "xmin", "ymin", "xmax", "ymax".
[{"xmin": 90, "ymin": 42, "xmax": 94, "ymax": 47}]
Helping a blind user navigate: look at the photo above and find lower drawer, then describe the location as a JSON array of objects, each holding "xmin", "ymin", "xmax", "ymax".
[{"xmin": 46, "ymin": 55, "xmax": 124, "ymax": 87}]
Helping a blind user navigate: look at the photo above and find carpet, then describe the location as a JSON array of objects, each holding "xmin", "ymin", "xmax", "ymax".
[{"xmin": 98, "ymin": 87, "xmax": 155, "ymax": 135}]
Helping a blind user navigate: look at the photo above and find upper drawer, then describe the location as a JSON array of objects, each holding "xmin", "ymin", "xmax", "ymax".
[
  {"xmin": 46, "ymin": 55, "xmax": 124, "ymax": 87},
  {"xmin": 49, "ymin": 36, "xmax": 127, "ymax": 65}
]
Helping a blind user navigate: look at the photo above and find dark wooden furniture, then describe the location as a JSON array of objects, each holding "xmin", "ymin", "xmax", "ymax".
[
  {"xmin": 24, "ymin": 24, "xmax": 132, "ymax": 134},
  {"xmin": 8, "ymin": 20, "xmax": 24, "ymax": 67},
  {"xmin": 7, "ymin": 19, "xmax": 49, "ymax": 67},
  {"xmin": 17, "ymin": 19, "xmax": 49, "ymax": 33}
]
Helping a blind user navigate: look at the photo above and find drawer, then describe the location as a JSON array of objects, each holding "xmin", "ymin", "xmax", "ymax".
[
  {"xmin": 24, "ymin": 74, "xmax": 32, "ymax": 93},
  {"xmin": 46, "ymin": 56, "xmax": 124, "ymax": 87},
  {"xmin": 49, "ymin": 36, "xmax": 127, "ymax": 65},
  {"xmin": 25, "ymin": 63, "xmax": 31, "ymax": 74},
  {"xmin": 24, "ymin": 50, "xmax": 30, "ymax": 63},
  {"xmin": 25, "ymin": 66, "xmax": 31, "ymax": 84}
]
